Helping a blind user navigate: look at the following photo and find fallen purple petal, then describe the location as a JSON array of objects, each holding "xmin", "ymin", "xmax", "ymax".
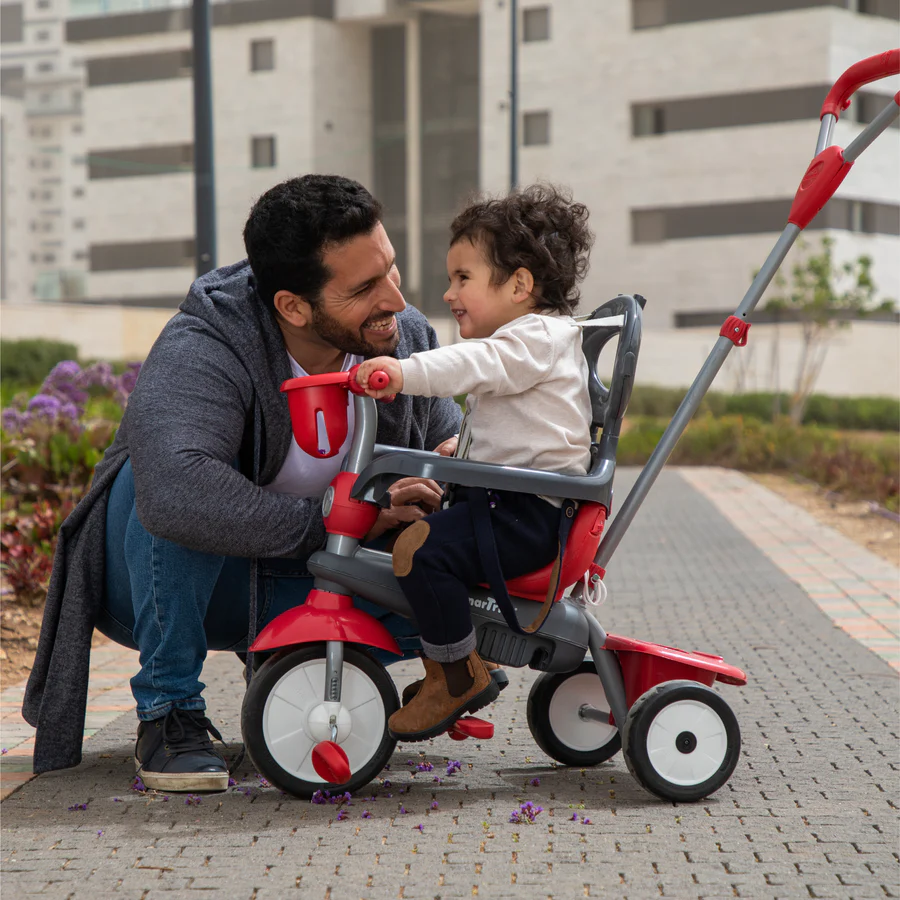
[
  {"xmin": 430, "ymin": 801, "xmax": 439, "ymax": 810},
  {"xmin": 68, "ymin": 803, "xmax": 88, "ymax": 811},
  {"xmin": 530, "ymin": 777, "xmax": 541, "ymax": 787},
  {"xmin": 416, "ymin": 824, "xmax": 424, "ymax": 833},
  {"xmin": 131, "ymin": 776, "xmax": 146, "ymax": 793},
  {"xmin": 361, "ymin": 810, "xmax": 373, "ymax": 819}
]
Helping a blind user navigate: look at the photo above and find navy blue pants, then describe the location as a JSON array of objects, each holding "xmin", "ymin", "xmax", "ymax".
[{"xmin": 395, "ymin": 488, "xmax": 562, "ymax": 663}]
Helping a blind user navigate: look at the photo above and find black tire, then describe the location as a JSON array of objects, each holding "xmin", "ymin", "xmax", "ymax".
[
  {"xmin": 622, "ymin": 680, "xmax": 741, "ymax": 803},
  {"xmin": 241, "ymin": 644, "xmax": 399, "ymax": 799},
  {"xmin": 526, "ymin": 661, "xmax": 622, "ymax": 767}
]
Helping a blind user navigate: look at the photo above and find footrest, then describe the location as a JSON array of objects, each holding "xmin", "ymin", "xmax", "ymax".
[{"xmin": 449, "ymin": 717, "xmax": 494, "ymax": 741}]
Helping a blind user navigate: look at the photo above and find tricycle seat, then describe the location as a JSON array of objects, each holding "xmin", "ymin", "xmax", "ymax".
[{"xmin": 499, "ymin": 501, "xmax": 607, "ymax": 602}]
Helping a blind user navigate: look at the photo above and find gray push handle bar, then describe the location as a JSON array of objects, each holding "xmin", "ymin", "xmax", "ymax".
[{"xmin": 595, "ymin": 50, "xmax": 900, "ymax": 571}]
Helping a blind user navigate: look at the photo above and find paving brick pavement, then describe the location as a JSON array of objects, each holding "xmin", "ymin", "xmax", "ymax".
[{"xmin": 1, "ymin": 468, "xmax": 898, "ymax": 900}]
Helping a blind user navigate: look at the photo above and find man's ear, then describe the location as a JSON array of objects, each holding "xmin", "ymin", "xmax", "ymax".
[
  {"xmin": 511, "ymin": 268, "xmax": 535, "ymax": 305},
  {"xmin": 274, "ymin": 290, "xmax": 311, "ymax": 327}
]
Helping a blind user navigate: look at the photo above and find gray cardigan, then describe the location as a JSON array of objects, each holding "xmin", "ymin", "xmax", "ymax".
[{"xmin": 23, "ymin": 260, "xmax": 462, "ymax": 774}]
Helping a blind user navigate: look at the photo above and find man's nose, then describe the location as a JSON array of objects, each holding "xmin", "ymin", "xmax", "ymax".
[{"xmin": 379, "ymin": 278, "xmax": 406, "ymax": 311}]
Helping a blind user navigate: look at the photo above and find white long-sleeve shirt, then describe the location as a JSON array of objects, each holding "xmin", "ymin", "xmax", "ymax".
[{"xmin": 399, "ymin": 312, "xmax": 592, "ymax": 476}]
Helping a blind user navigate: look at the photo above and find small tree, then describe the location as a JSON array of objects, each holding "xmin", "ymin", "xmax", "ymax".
[{"xmin": 764, "ymin": 236, "xmax": 893, "ymax": 425}]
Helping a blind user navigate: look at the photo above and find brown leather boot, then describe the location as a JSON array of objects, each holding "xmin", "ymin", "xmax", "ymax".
[
  {"xmin": 401, "ymin": 661, "xmax": 509, "ymax": 706},
  {"xmin": 389, "ymin": 652, "xmax": 500, "ymax": 742}
]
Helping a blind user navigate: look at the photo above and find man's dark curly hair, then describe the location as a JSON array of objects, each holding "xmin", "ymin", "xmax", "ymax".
[
  {"xmin": 449, "ymin": 184, "xmax": 593, "ymax": 316},
  {"xmin": 243, "ymin": 174, "xmax": 383, "ymax": 313}
]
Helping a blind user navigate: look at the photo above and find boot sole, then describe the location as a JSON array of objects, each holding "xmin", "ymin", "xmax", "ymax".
[
  {"xmin": 135, "ymin": 758, "xmax": 230, "ymax": 792},
  {"xmin": 401, "ymin": 667, "xmax": 509, "ymax": 707},
  {"xmin": 389, "ymin": 678, "xmax": 501, "ymax": 742}
]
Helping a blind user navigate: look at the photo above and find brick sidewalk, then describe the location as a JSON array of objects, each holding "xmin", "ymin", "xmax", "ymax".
[{"xmin": 1, "ymin": 468, "xmax": 897, "ymax": 899}]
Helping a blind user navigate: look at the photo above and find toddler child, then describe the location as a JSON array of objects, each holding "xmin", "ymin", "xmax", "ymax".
[{"xmin": 356, "ymin": 184, "xmax": 594, "ymax": 741}]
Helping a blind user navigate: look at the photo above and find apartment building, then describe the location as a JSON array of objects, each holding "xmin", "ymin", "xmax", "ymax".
[
  {"xmin": 0, "ymin": 0, "xmax": 88, "ymax": 302},
  {"xmin": 8, "ymin": 0, "xmax": 898, "ymax": 348}
]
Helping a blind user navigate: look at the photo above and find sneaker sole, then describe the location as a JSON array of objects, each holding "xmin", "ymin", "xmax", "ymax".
[
  {"xmin": 389, "ymin": 678, "xmax": 501, "ymax": 743},
  {"xmin": 134, "ymin": 758, "xmax": 230, "ymax": 793},
  {"xmin": 401, "ymin": 667, "xmax": 509, "ymax": 707}
]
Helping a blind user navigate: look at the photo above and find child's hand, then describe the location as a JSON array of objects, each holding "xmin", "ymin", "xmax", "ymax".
[{"xmin": 356, "ymin": 357, "xmax": 403, "ymax": 399}]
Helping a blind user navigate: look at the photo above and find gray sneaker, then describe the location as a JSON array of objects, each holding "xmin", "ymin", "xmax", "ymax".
[{"xmin": 135, "ymin": 708, "xmax": 229, "ymax": 792}]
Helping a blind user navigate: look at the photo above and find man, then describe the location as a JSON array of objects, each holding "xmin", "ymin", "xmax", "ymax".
[{"xmin": 23, "ymin": 175, "xmax": 462, "ymax": 791}]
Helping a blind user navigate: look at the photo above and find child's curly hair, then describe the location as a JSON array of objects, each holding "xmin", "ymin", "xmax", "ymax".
[{"xmin": 449, "ymin": 184, "xmax": 594, "ymax": 316}]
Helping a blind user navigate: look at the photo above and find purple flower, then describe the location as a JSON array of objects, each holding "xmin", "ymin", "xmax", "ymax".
[
  {"xmin": 336, "ymin": 809, "xmax": 348, "ymax": 821},
  {"xmin": 509, "ymin": 801, "xmax": 543, "ymax": 825},
  {"xmin": 184, "ymin": 794, "xmax": 201, "ymax": 806},
  {"xmin": 113, "ymin": 797, "xmax": 124, "ymax": 803},
  {"xmin": 382, "ymin": 780, "xmax": 392, "ymax": 788},
  {"xmin": 227, "ymin": 778, "xmax": 237, "ymax": 787},
  {"xmin": 361, "ymin": 810, "xmax": 373, "ymax": 819},
  {"xmin": 256, "ymin": 775, "xmax": 270, "ymax": 788},
  {"xmin": 415, "ymin": 762, "xmax": 433, "ymax": 773},
  {"xmin": 582, "ymin": 817, "xmax": 592, "ymax": 825},
  {"xmin": 131, "ymin": 776, "xmax": 146, "ymax": 793},
  {"xmin": 96, "ymin": 830, "xmax": 103, "ymax": 837},
  {"xmin": 530, "ymin": 778, "xmax": 541, "ymax": 787},
  {"xmin": 27, "ymin": 394, "xmax": 62, "ymax": 419},
  {"xmin": 0, "ymin": 748, "xmax": 7, "ymax": 755},
  {"xmin": 446, "ymin": 760, "xmax": 461, "ymax": 776},
  {"xmin": 416, "ymin": 824, "xmax": 424, "ymax": 833},
  {"xmin": 571, "ymin": 812, "xmax": 578, "ymax": 821},
  {"xmin": 430, "ymin": 801, "xmax": 439, "ymax": 810},
  {"xmin": 1, "ymin": 408, "xmax": 29, "ymax": 432},
  {"xmin": 433, "ymin": 777, "xmax": 443, "ymax": 785},
  {"xmin": 311, "ymin": 790, "xmax": 329, "ymax": 805},
  {"xmin": 399, "ymin": 805, "xmax": 407, "ymax": 815},
  {"xmin": 68, "ymin": 803, "xmax": 88, "ymax": 811}
]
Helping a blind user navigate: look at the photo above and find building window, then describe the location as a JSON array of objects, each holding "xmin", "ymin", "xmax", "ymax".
[
  {"xmin": 633, "ymin": 105, "xmax": 665, "ymax": 136},
  {"xmin": 73, "ymin": 219, "xmax": 85, "ymax": 230},
  {"xmin": 36, "ymin": 29, "xmax": 50, "ymax": 41},
  {"xmin": 37, "ymin": 61, "xmax": 53, "ymax": 73},
  {"xmin": 523, "ymin": 110, "xmax": 550, "ymax": 146},
  {"xmin": 73, "ymin": 186, "xmax": 84, "ymax": 197},
  {"xmin": 632, "ymin": 0, "xmax": 665, "ymax": 28},
  {"xmin": 37, "ymin": 0, "xmax": 51, "ymax": 8},
  {"xmin": 523, "ymin": 7, "xmax": 550, "ymax": 42},
  {"xmin": 250, "ymin": 39, "xmax": 274, "ymax": 72},
  {"xmin": 251, "ymin": 136, "xmax": 276, "ymax": 168}
]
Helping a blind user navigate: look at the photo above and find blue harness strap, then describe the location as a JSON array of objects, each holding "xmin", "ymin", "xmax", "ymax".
[{"xmin": 469, "ymin": 488, "xmax": 577, "ymax": 636}]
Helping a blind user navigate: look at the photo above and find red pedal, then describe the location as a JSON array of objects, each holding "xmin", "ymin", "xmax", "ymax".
[
  {"xmin": 449, "ymin": 717, "xmax": 494, "ymax": 740},
  {"xmin": 312, "ymin": 740, "xmax": 351, "ymax": 784}
]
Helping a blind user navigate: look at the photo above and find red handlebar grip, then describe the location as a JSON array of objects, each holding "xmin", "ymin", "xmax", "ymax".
[
  {"xmin": 820, "ymin": 48, "xmax": 900, "ymax": 120},
  {"xmin": 368, "ymin": 371, "xmax": 390, "ymax": 390}
]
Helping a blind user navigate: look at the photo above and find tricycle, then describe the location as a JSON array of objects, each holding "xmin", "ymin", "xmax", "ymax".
[{"xmin": 240, "ymin": 50, "xmax": 900, "ymax": 803}]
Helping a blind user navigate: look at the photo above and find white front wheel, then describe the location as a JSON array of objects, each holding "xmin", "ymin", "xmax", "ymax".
[{"xmin": 241, "ymin": 644, "xmax": 398, "ymax": 798}]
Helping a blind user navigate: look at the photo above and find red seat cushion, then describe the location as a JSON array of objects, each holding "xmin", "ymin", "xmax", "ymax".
[{"xmin": 497, "ymin": 502, "xmax": 607, "ymax": 603}]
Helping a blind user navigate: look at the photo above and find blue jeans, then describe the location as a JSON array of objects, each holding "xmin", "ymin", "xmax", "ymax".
[{"xmin": 99, "ymin": 459, "xmax": 421, "ymax": 721}]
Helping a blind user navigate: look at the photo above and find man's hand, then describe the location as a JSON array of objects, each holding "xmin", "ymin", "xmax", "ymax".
[
  {"xmin": 434, "ymin": 435, "xmax": 459, "ymax": 457},
  {"xmin": 365, "ymin": 476, "xmax": 444, "ymax": 541},
  {"xmin": 357, "ymin": 357, "xmax": 403, "ymax": 399}
]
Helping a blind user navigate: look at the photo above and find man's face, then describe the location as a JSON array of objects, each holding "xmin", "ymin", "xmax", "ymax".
[{"xmin": 310, "ymin": 223, "xmax": 406, "ymax": 358}]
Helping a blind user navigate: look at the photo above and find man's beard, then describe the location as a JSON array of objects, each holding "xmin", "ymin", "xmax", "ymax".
[{"xmin": 310, "ymin": 304, "xmax": 401, "ymax": 359}]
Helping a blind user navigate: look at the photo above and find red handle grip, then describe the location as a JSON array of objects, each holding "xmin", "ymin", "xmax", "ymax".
[
  {"xmin": 346, "ymin": 364, "xmax": 394, "ymax": 401},
  {"xmin": 820, "ymin": 48, "xmax": 900, "ymax": 120}
]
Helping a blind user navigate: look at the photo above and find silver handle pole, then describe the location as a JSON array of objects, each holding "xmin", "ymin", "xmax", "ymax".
[{"xmin": 596, "ymin": 224, "xmax": 801, "ymax": 569}]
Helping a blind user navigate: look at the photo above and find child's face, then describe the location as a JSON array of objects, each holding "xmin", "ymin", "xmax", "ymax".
[{"xmin": 444, "ymin": 239, "xmax": 529, "ymax": 340}]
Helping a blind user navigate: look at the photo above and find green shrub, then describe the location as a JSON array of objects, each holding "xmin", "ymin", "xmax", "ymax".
[
  {"xmin": 625, "ymin": 385, "xmax": 899, "ymax": 432},
  {"xmin": 619, "ymin": 414, "xmax": 898, "ymax": 510},
  {"xmin": 0, "ymin": 338, "xmax": 79, "ymax": 386}
]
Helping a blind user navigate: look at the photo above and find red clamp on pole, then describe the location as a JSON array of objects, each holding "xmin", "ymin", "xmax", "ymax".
[
  {"xmin": 720, "ymin": 316, "xmax": 750, "ymax": 347},
  {"xmin": 788, "ymin": 146, "xmax": 853, "ymax": 230}
]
